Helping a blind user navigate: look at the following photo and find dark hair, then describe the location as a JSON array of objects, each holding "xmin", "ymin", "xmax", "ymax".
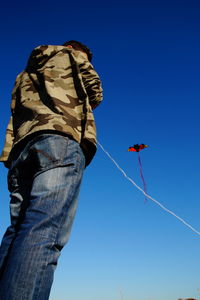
[{"xmin": 63, "ymin": 40, "xmax": 93, "ymax": 62}]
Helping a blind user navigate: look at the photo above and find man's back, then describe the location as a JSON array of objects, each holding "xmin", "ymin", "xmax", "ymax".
[{"xmin": 0, "ymin": 44, "xmax": 103, "ymax": 166}]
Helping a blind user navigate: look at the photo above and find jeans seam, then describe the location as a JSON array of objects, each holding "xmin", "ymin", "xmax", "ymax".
[{"xmin": 31, "ymin": 148, "xmax": 57, "ymax": 162}]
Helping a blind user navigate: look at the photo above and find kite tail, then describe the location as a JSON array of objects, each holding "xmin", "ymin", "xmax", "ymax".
[{"xmin": 138, "ymin": 152, "xmax": 148, "ymax": 202}]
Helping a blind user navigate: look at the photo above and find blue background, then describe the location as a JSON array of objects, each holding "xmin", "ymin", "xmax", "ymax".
[{"xmin": 0, "ymin": 1, "xmax": 200, "ymax": 299}]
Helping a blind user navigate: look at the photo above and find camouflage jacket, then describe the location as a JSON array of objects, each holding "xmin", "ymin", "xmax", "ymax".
[{"xmin": 0, "ymin": 45, "xmax": 103, "ymax": 167}]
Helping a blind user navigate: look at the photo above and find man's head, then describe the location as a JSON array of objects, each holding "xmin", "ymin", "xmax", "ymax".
[{"xmin": 63, "ymin": 40, "xmax": 93, "ymax": 62}]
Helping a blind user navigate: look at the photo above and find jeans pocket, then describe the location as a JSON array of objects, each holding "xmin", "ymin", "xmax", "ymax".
[{"xmin": 27, "ymin": 134, "xmax": 82, "ymax": 176}]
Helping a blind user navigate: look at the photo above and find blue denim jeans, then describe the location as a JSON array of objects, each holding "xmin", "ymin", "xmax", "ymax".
[{"xmin": 0, "ymin": 133, "xmax": 85, "ymax": 300}]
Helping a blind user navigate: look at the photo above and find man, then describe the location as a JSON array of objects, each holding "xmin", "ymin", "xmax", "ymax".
[{"xmin": 0, "ymin": 40, "xmax": 103, "ymax": 300}]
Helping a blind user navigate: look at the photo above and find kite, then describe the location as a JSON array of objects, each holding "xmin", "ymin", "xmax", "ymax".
[{"xmin": 128, "ymin": 144, "xmax": 148, "ymax": 201}]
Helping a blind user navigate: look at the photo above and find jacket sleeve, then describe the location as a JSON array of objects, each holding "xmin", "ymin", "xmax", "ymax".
[
  {"xmin": 0, "ymin": 116, "xmax": 14, "ymax": 167},
  {"xmin": 76, "ymin": 52, "xmax": 103, "ymax": 109}
]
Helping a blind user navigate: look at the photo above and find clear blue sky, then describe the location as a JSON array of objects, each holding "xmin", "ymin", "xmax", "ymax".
[{"xmin": 0, "ymin": 1, "xmax": 200, "ymax": 299}]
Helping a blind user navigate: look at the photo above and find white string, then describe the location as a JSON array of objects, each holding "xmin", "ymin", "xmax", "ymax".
[{"xmin": 97, "ymin": 141, "xmax": 200, "ymax": 236}]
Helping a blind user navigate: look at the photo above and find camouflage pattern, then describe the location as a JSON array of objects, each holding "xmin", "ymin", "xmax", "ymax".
[{"xmin": 0, "ymin": 45, "xmax": 103, "ymax": 166}]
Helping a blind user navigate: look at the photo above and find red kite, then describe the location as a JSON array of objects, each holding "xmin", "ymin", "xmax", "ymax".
[
  {"xmin": 128, "ymin": 144, "xmax": 148, "ymax": 152},
  {"xmin": 128, "ymin": 144, "xmax": 148, "ymax": 201}
]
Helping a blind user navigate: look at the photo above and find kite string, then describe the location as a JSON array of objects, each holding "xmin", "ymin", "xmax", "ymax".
[
  {"xmin": 138, "ymin": 151, "xmax": 148, "ymax": 202},
  {"xmin": 97, "ymin": 141, "xmax": 200, "ymax": 236}
]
